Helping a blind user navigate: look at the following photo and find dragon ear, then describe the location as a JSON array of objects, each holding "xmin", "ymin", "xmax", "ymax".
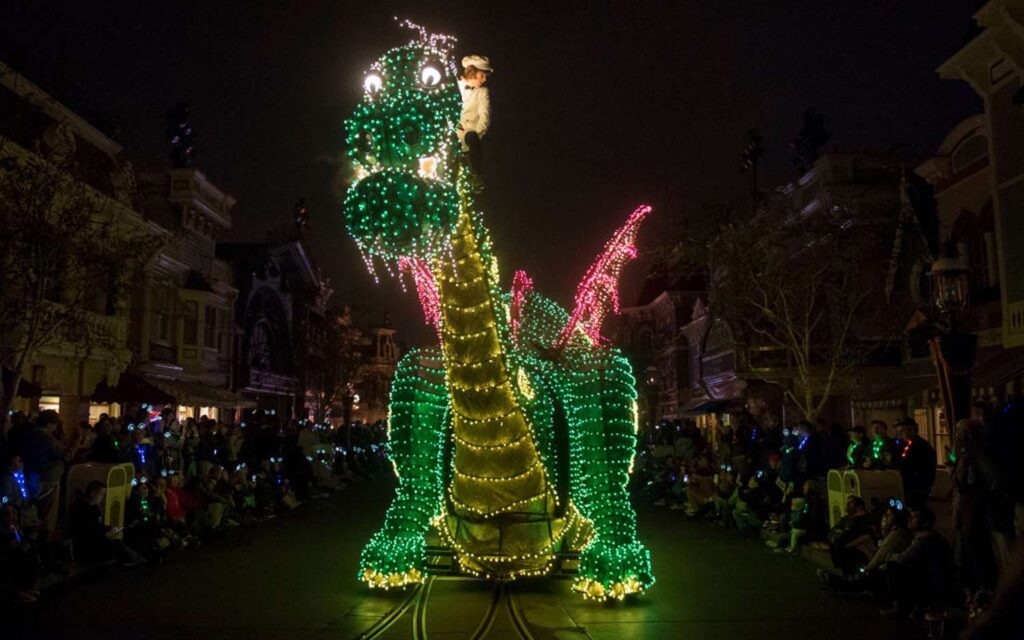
[{"xmin": 555, "ymin": 205, "xmax": 652, "ymax": 349}]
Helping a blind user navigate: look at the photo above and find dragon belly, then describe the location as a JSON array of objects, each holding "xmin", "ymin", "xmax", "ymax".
[{"xmin": 436, "ymin": 210, "xmax": 570, "ymax": 577}]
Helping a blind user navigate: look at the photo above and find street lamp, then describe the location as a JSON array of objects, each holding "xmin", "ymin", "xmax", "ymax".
[
  {"xmin": 927, "ymin": 242, "xmax": 976, "ymax": 439},
  {"xmin": 929, "ymin": 244, "xmax": 970, "ymax": 325}
]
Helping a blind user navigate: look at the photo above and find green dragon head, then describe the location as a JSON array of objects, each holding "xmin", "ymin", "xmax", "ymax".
[{"xmin": 343, "ymin": 28, "xmax": 463, "ymax": 263}]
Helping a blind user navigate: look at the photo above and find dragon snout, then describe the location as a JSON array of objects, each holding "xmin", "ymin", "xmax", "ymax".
[{"xmin": 343, "ymin": 169, "xmax": 458, "ymax": 260}]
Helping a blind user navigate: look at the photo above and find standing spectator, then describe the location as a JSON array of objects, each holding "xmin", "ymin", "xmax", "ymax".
[
  {"xmin": 21, "ymin": 411, "xmax": 65, "ymax": 540},
  {"xmin": 846, "ymin": 426, "xmax": 871, "ymax": 469},
  {"xmin": 952, "ymin": 418, "xmax": 999, "ymax": 595},
  {"xmin": 7, "ymin": 411, "xmax": 32, "ymax": 457},
  {"xmin": 159, "ymin": 408, "xmax": 180, "ymax": 440},
  {"xmin": 161, "ymin": 415, "xmax": 184, "ymax": 473},
  {"xmin": 89, "ymin": 419, "xmax": 122, "ymax": 463},
  {"xmin": 895, "ymin": 417, "xmax": 937, "ymax": 509},
  {"xmin": 803, "ymin": 420, "xmax": 828, "ymax": 480},
  {"xmin": 824, "ymin": 422, "xmax": 849, "ymax": 470},
  {"xmin": 130, "ymin": 428, "xmax": 157, "ymax": 479},
  {"xmin": 66, "ymin": 420, "xmax": 94, "ymax": 464},
  {"xmin": 868, "ymin": 420, "xmax": 895, "ymax": 469},
  {"xmin": 181, "ymin": 418, "xmax": 200, "ymax": 478},
  {"xmin": 980, "ymin": 404, "xmax": 1022, "ymax": 574}
]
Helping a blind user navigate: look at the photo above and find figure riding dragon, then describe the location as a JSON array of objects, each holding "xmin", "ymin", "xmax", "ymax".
[{"xmin": 344, "ymin": 23, "xmax": 654, "ymax": 601}]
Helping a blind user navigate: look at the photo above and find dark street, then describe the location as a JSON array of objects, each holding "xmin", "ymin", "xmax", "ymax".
[{"xmin": 13, "ymin": 481, "xmax": 915, "ymax": 640}]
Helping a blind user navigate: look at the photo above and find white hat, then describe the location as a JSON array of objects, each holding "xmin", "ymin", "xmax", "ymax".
[{"xmin": 461, "ymin": 55, "xmax": 493, "ymax": 73}]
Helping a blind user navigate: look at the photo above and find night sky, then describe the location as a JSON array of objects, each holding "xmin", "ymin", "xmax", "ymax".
[{"xmin": 0, "ymin": 1, "xmax": 981, "ymax": 345}]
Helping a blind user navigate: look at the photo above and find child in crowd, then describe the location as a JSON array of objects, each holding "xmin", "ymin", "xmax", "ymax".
[
  {"xmin": 712, "ymin": 469, "xmax": 738, "ymax": 527},
  {"xmin": 124, "ymin": 480, "xmax": 170, "ymax": 559}
]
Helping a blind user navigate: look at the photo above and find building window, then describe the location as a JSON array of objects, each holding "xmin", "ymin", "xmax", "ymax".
[
  {"xmin": 250, "ymin": 320, "xmax": 272, "ymax": 370},
  {"xmin": 152, "ymin": 288, "xmax": 177, "ymax": 343},
  {"xmin": 183, "ymin": 302, "xmax": 198, "ymax": 346},
  {"xmin": 989, "ymin": 58, "xmax": 1013, "ymax": 86},
  {"xmin": 951, "ymin": 134, "xmax": 987, "ymax": 173},
  {"xmin": 204, "ymin": 305, "xmax": 217, "ymax": 348},
  {"xmin": 39, "ymin": 395, "xmax": 60, "ymax": 412}
]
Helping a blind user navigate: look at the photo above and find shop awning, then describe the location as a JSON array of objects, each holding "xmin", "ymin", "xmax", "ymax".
[
  {"xmin": 91, "ymin": 373, "xmax": 177, "ymax": 406},
  {"xmin": 3, "ymin": 368, "xmax": 42, "ymax": 398},
  {"xmin": 972, "ymin": 346, "xmax": 1024, "ymax": 393},
  {"xmin": 148, "ymin": 378, "xmax": 254, "ymax": 408},
  {"xmin": 681, "ymin": 397, "xmax": 745, "ymax": 416},
  {"xmin": 852, "ymin": 375, "xmax": 936, "ymax": 410}
]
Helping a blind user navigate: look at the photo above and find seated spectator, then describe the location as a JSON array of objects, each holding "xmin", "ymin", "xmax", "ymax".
[
  {"xmin": 712, "ymin": 469, "xmax": 738, "ymax": 527},
  {"xmin": 827, "ymin": 496, "xmax": 875, "ymax": 576},
  {"xmin": 684, "ymin": 447, "xmax": 717, "ymax": 517},
  {"xmin": 733, "ymin": 472, "xmax": 770, "ymax": 536},
  {"xmin": 164, "ymin": 472, "xmax": 203, "ymax": 541},
  {"xmin": 124, "ymin": 480, "xmax": 170, "ymax": 559},
  {"xmin": 881, "ymin": 507, "xmax": 953, "ymax": 616},
  {"xmin": 767, "ymin": 482, "xmax": 825, "ymax": 554},
  {"xmin": 152, "ymin": 474, "xmax": 192, "ymax": 548},
  {"xmin": 1, "ymin": 503, "xmax": 41, "ymax": 604},
  {"xmin": 67, "ymin": 481, "xmax": 144, "ymax": 567},
  {"xmin": 819, "ymin": 503, "xmax": 912, "ymax": 593},
  {"xmin": 650, "ymin": 456, "xmax": 678, "ymax": 506},
  {"xmin": 196, "ymin": 467, "xmax": 232, "ymax": 529},
  {"xmin": 230, "ymin": 466, "xmax": 258, "ymax": 524}
]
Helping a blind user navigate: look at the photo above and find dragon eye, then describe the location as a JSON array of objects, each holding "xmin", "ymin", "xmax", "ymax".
[
  {"xmin": 420, "ymin": 65, "xmax": 441, "ymax": 88},
  {"xmin": 363, "ymin": 73, "xmax": 383, "ymax": 95}
]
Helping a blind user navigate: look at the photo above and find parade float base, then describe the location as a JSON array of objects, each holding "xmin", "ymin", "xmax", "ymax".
[{"xmin": 424, "ymin": 524, "xmax": 584, "ymax": 581}]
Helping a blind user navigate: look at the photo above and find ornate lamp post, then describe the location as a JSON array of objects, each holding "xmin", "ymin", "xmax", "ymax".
[{"xmin": 927, "ymin": 243, "xmax": 976, "ymax": 435}]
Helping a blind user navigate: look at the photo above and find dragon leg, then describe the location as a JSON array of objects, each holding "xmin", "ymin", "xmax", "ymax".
[
  {"xmin": 564, "ymin": 349, "xmax": 654, "ymax": 600},
  {"xmin": 359, "ymin": 347, "xmax": 449, "ymax": 589}
]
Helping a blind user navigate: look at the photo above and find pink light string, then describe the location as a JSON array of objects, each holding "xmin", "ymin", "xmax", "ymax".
[
  {"xmin": 555, "ymin": 204, "xmax": 652, "ymax": 349},
  {"xmin": 399, "ymin": 256, "xmax": 441, "ymax": 334},
  {"xmin": 510, "ymin": 269, "xmax": 534, "ymax": 345}
]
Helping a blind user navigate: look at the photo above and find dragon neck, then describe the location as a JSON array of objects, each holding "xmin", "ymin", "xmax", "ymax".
[{"xmin": 435, "ymin": 209, "xmax": 552, "ymax": 517}]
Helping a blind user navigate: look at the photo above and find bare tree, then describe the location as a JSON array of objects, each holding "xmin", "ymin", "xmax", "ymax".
[{"xmin": 676, "ymin": 195, "xmax": 895, "ymax": 421}]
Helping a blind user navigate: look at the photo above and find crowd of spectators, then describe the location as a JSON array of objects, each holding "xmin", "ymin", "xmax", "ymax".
[
  {"xmin": 0, "ymin": 407, "xmax": 388, "ymax": 605},
  {"xmin": 638, "ymin": 403, "xmax": 1024, "ymax": 636}
]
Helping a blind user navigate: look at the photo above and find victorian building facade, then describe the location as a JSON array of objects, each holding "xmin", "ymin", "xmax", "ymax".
[{"xmin": 130, "ymin": 168, "xmax": 244, "ymax": 421}]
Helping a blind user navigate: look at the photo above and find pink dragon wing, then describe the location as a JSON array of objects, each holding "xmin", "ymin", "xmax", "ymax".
[{"xmin": 555, "ymin": 205, "xmax": 652, "ymax": 349}]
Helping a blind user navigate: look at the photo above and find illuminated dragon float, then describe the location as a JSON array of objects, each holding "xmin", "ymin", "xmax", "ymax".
[{"xmin": 345, "ymin": 23, "xmax": 654, "ymax": 601}]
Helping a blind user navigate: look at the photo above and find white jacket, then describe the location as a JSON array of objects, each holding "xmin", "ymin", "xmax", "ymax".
[{"xmin": 458, "ymin": 80, "xmax": 491, "ymax": 137}]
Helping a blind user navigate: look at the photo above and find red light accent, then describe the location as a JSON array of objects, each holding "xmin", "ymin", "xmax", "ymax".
[{"xmin": 510, "ymin": 270, "xmax": 533, "ymax": 345}]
